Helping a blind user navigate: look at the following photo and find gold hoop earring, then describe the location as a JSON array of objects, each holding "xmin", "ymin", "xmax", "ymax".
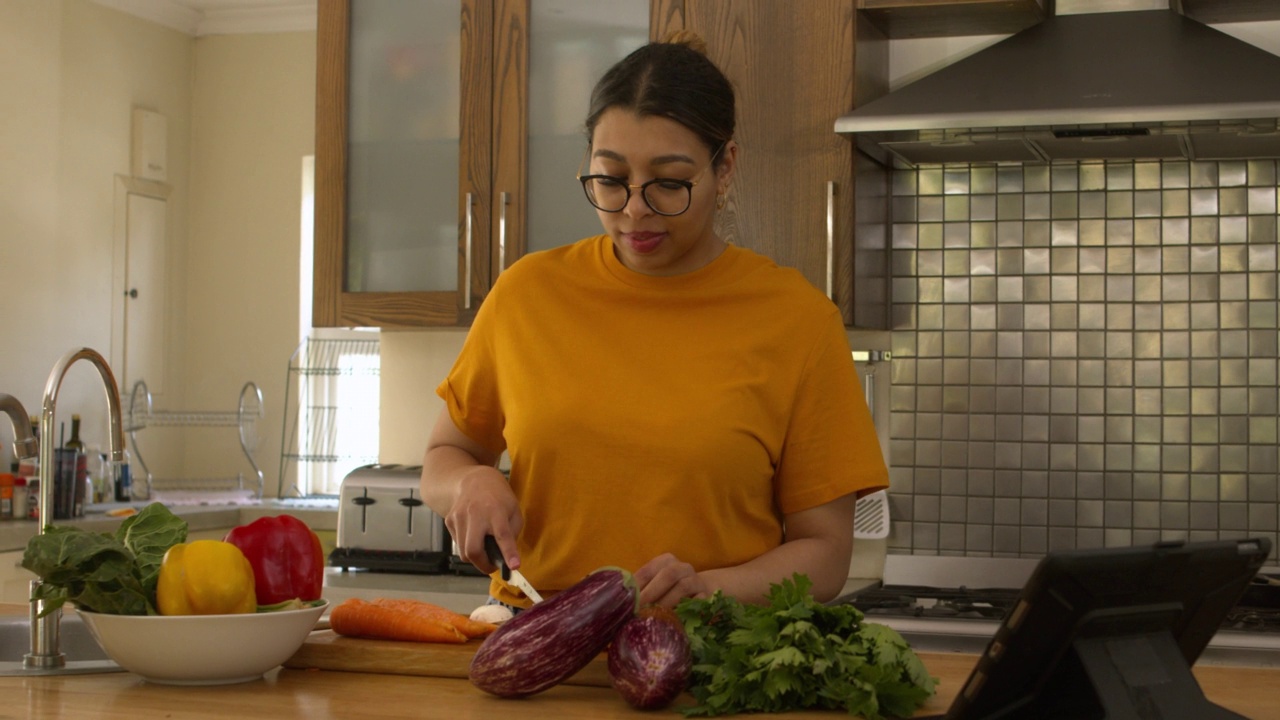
[{"xmin": 716, "ymin": 193, "xmax": 727, "ymax": 210}]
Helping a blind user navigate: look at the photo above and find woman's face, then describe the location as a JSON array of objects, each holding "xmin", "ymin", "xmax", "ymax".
[{"xmin": 586, "ymin": 108, "xmax": 736, "ymax": 276}]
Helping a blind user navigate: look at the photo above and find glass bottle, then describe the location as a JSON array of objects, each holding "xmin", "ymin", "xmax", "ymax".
[
  {"xmin": 113, "ymin": 449, "xmax": 133, "ymax": 503},
  {"xmin": 65, "ymin": 414, "xmax": 84, "ymax": 453},
  {"xmin": 65, "ymin": 414, "xmax": 88, "ymax": 516},
  {"xmin": 12, "ymin": 477, "xmax": 27, "ymax": 522}
]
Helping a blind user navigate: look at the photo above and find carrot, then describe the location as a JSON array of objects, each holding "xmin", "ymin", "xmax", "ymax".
[
  {"xmin": 329, "ymin": 598, "xmax": 467, "ymax": 643},
  {"xmin": 372, "ymin": 598, "xmax": 498, "ymax": 639}
]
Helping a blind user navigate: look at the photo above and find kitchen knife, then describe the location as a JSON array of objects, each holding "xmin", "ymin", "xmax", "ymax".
[{"xmin": 484, "ymin": 535, "xmax": 544, "ymax": 604}]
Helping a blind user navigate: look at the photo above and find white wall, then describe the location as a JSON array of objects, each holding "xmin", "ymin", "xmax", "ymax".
[
  {"xmin": 180, "ymin": 32, "xmax": 315, "ymax": 486},
  {"xmin": 0, "ymin": 0, "xmax": 191, "ymax": 469},
  {"xmin": 0, "ymin": 0, "xmax": 314, "ymax": 494}
]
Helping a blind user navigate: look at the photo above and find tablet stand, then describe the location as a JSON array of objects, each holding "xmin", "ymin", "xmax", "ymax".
[{"xmin": 1016, "ymin": 631, "xmax": 1245, "ymax": 719}]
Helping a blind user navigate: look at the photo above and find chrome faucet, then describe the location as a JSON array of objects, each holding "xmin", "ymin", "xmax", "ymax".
[
  {"xmin": 24, "ymin": 348, "xmax": 125, "ymax": 670},
  {"xmin": 0, "ymin": 394, "xmax": 39, "ymax": 463}
]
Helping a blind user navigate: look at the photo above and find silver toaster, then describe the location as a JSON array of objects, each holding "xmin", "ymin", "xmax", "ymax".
[{"xmin": 330, "ymin": 463, "xmax": 451, "ymax": 573}]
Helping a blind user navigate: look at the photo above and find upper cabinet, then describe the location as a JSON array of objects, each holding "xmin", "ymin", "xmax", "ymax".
[
  {"xmin": 314, "ymin": 0, "xmax": 649, "ymax": 328},
  {"xmin": 652, "ymin": 0, "xmax": 891, "ymax": 327}
]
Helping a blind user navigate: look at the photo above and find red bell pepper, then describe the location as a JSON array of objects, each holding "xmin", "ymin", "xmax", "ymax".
[{"xmin": 223, "ymin": 515, "xmax": 324, "ymax": 606}]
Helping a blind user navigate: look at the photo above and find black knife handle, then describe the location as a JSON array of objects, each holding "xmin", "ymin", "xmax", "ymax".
[{"xmin": 483, "ymin": 535, "xmax": 512, "ymax": 581}]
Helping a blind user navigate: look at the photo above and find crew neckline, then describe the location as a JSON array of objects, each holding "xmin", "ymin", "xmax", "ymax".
[{"xmin": 597, "ymin": 235, "xmax": 744, "ymax": 291}]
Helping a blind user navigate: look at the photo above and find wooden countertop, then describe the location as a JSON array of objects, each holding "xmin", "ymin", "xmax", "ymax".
[
  {"xmin": 3, "ymin": 650, "xmax": 1279, "ymax": 719},
  {"xmin": 3, "ymin": 601, "xmax": 1278, "ymax": 718}
]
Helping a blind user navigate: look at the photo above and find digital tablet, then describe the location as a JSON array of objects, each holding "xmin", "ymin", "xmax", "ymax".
[{"xmin": 943, "ymin": 537, "xmax": 1271, "ymax": 720}]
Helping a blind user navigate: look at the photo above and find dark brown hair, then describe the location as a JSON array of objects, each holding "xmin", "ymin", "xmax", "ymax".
[{"xmin": 584, "ymin": 31, "xmax": 735, "ymax": 166}]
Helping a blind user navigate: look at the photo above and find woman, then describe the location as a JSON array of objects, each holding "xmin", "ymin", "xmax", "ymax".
[{"xmin": 421, "ymin": 33, "xmax": 886, "ymax": 609}]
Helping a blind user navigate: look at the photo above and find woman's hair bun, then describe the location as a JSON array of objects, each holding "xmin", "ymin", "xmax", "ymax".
[{"xmin": 661, "ymin": 29, "xmax": 708, "ymax": 56}]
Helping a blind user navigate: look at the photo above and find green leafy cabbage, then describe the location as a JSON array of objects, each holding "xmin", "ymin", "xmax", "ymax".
[
  {"xmin": 675, "ymin": 574, "xmax": 937, "ymax": 719},
  {"xmin": 22, "ymin": 503, "xmax": 188, "ymax": 616}
]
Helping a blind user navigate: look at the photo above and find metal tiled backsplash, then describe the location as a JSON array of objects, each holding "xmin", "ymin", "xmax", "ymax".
[{"xmin": 888, "ymin": 160, "xmax": 1280, "ymax": 557}]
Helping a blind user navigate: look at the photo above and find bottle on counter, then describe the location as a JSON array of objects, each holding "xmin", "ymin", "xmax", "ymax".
[
  {"xmin": 113, "ymin": 449, "xmax": 133, "ymax": 502},
  {"xmin": 0, "ymin": 473, "xmax": 13, "ymax": 519},
  {"xmin": 26, "ymin": 476, "xmax": 39, "ymax": 520},
  {"xmin": 12, "ymin": 477, "xmax": 28, "ymax": 522},
  {"xmin": 89, "ymin": 451, "xmax": 109, "ymax": 504},
  {"xmin": 64, "ymin": 414, "xmax": 88, "ymax": 517},
  {"xmin": 65, "ymin": 414, "xmax": 84, "ymax": 453}
]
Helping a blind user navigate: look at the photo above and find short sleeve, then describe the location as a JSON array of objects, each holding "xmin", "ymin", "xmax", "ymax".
[
  {"xmin": 774, "ymin": 310, "xmax": 888, "ymax": 515},
  {"xmin": 435, "ymin": 291, "xmax": 508, "ymax": 456}
]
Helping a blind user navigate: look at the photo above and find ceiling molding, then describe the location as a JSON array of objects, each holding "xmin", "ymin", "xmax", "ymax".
[
  {"xmin": 93, "ymin": 0, "xmax": 201, "ymax": 34},
  {"xmin": 92, "ymin": 0, "xmax": 317, "ymax": 37}
]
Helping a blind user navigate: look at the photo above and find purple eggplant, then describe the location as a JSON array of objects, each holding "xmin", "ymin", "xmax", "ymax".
[
  {"xmin": 469, "ymin": 567, "xmax": 638, "ymax": 698},
  {"xmin": 607, "ymin": 614, "xmax": 692, "ymax": 710}
]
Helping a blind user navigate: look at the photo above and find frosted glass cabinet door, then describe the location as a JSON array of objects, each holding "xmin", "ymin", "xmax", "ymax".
[
  {"xmin": 346, "ymin": 0, "xmax": 461, "ymax": 292},
  {"xmin": 525, "ymin": 1, "xmax": 649, "ymax": 253}
]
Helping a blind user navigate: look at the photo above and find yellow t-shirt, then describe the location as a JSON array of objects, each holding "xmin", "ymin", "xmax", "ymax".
[{"xmin": 437, "ymin": 235, "xmax": 887, "ymax": 604}]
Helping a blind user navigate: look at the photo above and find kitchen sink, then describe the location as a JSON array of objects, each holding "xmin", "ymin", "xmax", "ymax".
[{"xmin": 0, "ymin": 612, "xmax": 123, "ymax": 675}]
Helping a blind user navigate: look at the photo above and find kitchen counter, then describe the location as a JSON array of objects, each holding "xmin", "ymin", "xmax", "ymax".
[
  {"xmin": 323, "ymin": 567, "xmax": 492, "ymax": 614},
  {"xmin": 0, "ymin": 499, "xmax": 339, "ymax": 553},
  {"xmin": 320, "ymin": 568, "xmax": 885, "ymax": 616},
  {"xmin": 0, "ymin": 498, "xmax": 883, "ymax": 615},
  {"xmin": 2, "ymin": 649, "xmax": 1278, "ymax": 719}
]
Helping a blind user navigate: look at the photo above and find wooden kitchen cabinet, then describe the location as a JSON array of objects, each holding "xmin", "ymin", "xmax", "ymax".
[
  {"xmin": 652, "ymin": 0, "xmax": 891, "ymax": 327},
  {"xmin": 314, "ymin": 0, "xmax": 649, "ymax": 328}
]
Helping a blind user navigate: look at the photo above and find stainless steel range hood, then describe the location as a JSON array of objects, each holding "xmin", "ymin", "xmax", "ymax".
[{"xmin": 837, "ymin": 9, "xmax": 1280, "ymax": 167}]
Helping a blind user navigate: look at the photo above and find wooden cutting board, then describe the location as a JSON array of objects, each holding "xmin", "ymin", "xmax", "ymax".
[{"xmin": 283, "ymin": 630, "xmax": 612, "ymax": 687}]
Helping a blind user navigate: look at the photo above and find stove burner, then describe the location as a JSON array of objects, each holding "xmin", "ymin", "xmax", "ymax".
[
  {"xmin": 1223, "ymin": 608, "xmax": 1280, "ymax": 633},
  {"xmin": 848, "ymin": 585, "xmax": 1021, "ymax": 621}
]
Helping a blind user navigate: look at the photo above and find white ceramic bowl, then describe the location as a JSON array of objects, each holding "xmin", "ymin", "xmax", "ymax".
[{"xmin": 77, "ymin": 600, "xmax": 328, "ymax": 685}]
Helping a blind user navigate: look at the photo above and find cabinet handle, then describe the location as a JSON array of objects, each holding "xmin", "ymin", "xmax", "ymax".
[
  {"xmin": 498, "ymin": 191, "xmax": 509, "ymax": 275},
  {"xmin": 825, "ymin": 180, "xmax": 836, "ymax": 301},
  {"xmin": 464, "ymin": 192, "xmax": 474, "ymax": 309}
]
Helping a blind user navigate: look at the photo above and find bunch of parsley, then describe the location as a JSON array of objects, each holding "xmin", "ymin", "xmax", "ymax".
[{"xmin": 675, "ymin": 574, "xmax": 936, "ymax": 719}]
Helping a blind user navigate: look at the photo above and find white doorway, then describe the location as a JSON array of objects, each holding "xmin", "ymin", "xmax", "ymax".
[{"xmin": 111, "ymin": 175, "xmax": 171, "ymax": 396}]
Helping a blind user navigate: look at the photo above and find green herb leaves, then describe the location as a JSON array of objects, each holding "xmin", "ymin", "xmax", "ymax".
[
  {"xmin": 675, "ymin": 574, "xmax": 937, "ymax": 719},
  {"xmin": 22, "ymin": 503, "xmax": 188, "ymax": 616}
]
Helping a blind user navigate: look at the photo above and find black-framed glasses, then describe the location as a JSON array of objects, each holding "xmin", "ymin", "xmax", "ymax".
[{"xmin": 576, "ymin": 144, "xmax": 725, "ymax": 217}]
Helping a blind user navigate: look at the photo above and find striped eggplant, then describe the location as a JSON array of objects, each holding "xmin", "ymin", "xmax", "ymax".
[
  {"xmin": 468, "ymin": 567, "xmax": 638, "ymax": 698},
  {"xmin": 607, "ymin": 614, "xmax": 692, "ymax": 710}
]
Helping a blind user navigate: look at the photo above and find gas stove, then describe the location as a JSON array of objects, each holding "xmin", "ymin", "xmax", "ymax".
[{"xmin": 833, "ymin": 554, "xmax": 1280, "ymax": 668}]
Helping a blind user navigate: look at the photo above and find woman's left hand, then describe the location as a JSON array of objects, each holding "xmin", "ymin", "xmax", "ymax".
[{"xmin": 633, "ymin": 553, "xmax": 711, "ymax": 608}]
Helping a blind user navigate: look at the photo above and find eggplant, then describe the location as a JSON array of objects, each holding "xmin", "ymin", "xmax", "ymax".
[
  {"xmin": 607, "ymin": 615, "xmax": 692, "ymax": 710},
  {"xmin": 469, "ymin": 567, "xmax": 638, "ymax": 698}
]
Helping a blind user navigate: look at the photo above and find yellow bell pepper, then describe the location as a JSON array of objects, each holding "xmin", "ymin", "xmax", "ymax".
[{"xmin": 157, "ymin": 540, "xmax": 258, "ymax": 615}]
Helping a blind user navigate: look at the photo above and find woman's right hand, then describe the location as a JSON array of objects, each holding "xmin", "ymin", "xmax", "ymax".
[{"xmin": 446, "ymin": 465, "xmax": 523, "ymax": 575}]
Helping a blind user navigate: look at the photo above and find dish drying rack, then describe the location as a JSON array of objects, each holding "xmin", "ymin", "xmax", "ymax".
[
  {"xmin": 125, "ymin": 379, "xmax": 265, "ymax": 502},
  {"xmin": 277, "ymin": 336, "xmax": 380, "ymax": 498}
]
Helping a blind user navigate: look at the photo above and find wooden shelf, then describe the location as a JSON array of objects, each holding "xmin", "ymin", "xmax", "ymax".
[{"xmin": 857, "ymin": 0, "xmax": 1050, "ymax": 38}]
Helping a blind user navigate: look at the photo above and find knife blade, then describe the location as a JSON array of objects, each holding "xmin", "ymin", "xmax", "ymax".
[{"xmin": 484, "ymin": 535, "xmax": 544, "ymax": 604}]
